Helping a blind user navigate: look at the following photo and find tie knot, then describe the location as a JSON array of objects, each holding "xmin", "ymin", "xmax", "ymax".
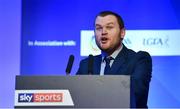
[{"xmin": 104, "ymin": 56, "xmax": 113, "ymax": 64}]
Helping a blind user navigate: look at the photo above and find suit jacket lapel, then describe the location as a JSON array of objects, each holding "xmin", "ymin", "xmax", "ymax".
[{"xmin": 110, "ymin": 46, "xmax": 128, "ymax": 74}]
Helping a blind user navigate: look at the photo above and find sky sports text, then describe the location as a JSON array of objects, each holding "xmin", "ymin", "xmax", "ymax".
[{"xmin": 18, "ymin": 93, "xmax": 63, "ymax": 102}]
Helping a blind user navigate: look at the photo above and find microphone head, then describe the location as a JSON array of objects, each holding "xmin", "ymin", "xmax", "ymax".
[
  {"xmin": 88, "ymin": 54, "xmax": 94, "ymax": 74},
  {"xmin": 65, "ymin": 55, "xmax": 74, "ymax": 75}
]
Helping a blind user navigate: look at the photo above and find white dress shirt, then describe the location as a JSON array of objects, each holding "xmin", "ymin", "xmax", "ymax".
[{"xmin": 100, "ymin": 44, "xmax": 123, "ymax": 75}]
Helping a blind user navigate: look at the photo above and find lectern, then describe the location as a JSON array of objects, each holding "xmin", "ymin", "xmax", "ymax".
[{"xmin": 15, "ymin": 75, "xmax": 131, "ymax": 109}]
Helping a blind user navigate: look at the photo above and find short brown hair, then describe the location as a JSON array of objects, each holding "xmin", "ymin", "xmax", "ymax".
[{"xmin": 95, "ymin": 11, "xmax": 124, "ymax": 29}]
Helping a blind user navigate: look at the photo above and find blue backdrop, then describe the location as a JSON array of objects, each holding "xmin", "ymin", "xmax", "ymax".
[
  {"xmin": 20, "ymin": 0, "xmax": 180, "ymax": 107},
  {"xmin": 0, "ymin": 0, "xmax": 21, "ymax": 107}
]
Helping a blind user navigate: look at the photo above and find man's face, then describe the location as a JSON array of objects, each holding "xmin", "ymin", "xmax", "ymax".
[{"xmin": 95, "ymin": 15, "xmax": 125, "ymax": 54}]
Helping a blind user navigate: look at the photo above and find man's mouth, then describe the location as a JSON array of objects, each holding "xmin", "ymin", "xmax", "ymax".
[{"xmin": 101, "ymin": 37, "xmax": 108, "ymax": 44}]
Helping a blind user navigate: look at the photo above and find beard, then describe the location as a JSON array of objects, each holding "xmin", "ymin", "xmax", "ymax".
[{"xmin": 96, "ymin": 39, "xmax": 122, "ymax": 55}]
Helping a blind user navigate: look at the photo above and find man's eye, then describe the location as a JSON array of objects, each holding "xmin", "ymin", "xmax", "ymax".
[
  {"xmin": 106, "ymin": 26, "xmax": 113, "ymax": 29},
  {"xmin": 96, "ymin": 27, "xmax": 102, "ymax": 30}
]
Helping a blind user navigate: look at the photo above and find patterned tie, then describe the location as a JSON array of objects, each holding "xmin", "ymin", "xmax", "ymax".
[{"xmin": 104, "ymin": 56, "xmax": 113, "ymax": 74}]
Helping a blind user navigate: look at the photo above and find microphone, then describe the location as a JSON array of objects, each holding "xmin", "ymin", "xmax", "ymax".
[
  {"xmin": 88, "ymin": 54, "xmax": 94, "ymax": 75},
  {"xmin": 65, "ymin": 55, "xmax": 74, "ymax": 75}
]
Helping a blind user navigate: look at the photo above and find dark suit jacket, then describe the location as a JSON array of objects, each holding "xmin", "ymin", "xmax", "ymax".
[{"xmin": 76, "ymin": 45, "xmax": 152, "ymax": 108}]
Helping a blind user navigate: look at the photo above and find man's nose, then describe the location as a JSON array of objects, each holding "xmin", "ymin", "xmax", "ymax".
[{"xmin": 101, "ymin": 28, "xmax": 108, "ymax": 35}]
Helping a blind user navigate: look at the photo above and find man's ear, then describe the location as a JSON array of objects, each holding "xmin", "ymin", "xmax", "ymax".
[{"xmin": 120, "ymin": 28, "xmax": 125, "ymax": 39}]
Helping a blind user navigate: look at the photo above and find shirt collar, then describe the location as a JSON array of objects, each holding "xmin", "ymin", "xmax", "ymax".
[{"xmin": 101, "ymin": 44, "xmax": 123, "ymax": 62}]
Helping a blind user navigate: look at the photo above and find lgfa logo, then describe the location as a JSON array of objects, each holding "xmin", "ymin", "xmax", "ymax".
[
  {"xmin": 143, "ymin": 37, "xmax": 169, "ymax": 47},
  {"xmin": 18, "ymin": 93, "xmax": 63, "ymax": 103}
]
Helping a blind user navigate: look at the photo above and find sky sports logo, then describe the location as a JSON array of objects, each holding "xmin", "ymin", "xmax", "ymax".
[{"xmin": 18, "ymin": 93, "xmax": 63, "ymax": 103}]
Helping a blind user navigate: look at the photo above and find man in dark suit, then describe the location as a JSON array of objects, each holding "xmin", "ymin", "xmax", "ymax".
[{"xmin": 77, "ymin": 11, "xmax": 152, "ymax": 108}]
